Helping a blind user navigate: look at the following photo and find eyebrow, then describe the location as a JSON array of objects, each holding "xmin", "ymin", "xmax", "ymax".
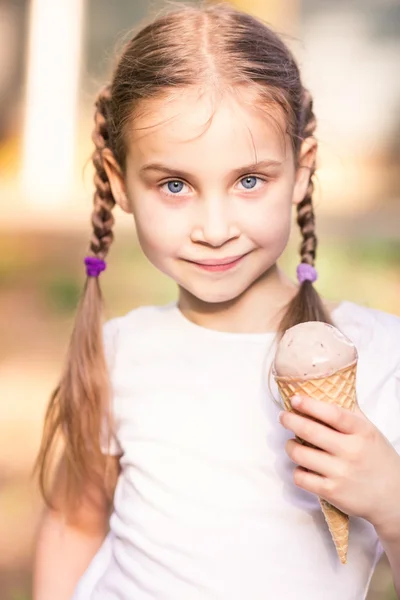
[{"xmin": 139, "ymin": 159, "xmax": 283, "ymax": 180}]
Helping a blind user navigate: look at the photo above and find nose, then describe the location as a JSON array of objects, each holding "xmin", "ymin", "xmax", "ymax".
[{"xmin": 190, "ymin": 198, "xmax": 240, "ymax": 247}]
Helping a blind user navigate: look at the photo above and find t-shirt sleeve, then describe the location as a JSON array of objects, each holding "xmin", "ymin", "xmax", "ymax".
[
  {"xmin": 374, "ymin": 340, "xmax": 400, "ymax": 455},
  {"xmin": 391, "ymin": 365, "xmax": 400, "ymax": 454},
  {"xmin": 349, "ymin": 306, "xmax": 400, "ymax": 456},
  {"xmin": 100, "ymin": 317, "xmax": 123, "ymax": 456}
]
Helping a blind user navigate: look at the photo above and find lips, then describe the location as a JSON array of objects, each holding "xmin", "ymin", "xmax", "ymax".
[
  {"xmin": 190, "ymin": 255, "xmax": 245, "ymax": 266},
  {"xmin": 184, "ymin": 253, "xmax": 249, "ymax": 272}
]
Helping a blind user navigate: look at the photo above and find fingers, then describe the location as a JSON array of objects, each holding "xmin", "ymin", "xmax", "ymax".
[
  {"xmin": 292, "ymin": 467, "xmax": 329, "ymax": 497},
  {"xmin": 285, "ymin": 438, "xmax": 339, "ymax": 477},
  {"xmin": 289, "ymin": 394, "xmax": 362, "ymax": 435},
  {"xmin": 279, "ymin": 408, "xmax": 343, "ymax": 454}
]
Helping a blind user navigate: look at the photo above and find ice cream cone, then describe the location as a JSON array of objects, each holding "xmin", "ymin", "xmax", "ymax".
[{"xmin": 274, "ymin": 359, "xmax": 358, "ymax": 564}]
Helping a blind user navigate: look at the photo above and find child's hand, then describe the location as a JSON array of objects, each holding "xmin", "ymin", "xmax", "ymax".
[{"xmin": 278, "ymin": 394, "xmax": 400, "ymax": 533}]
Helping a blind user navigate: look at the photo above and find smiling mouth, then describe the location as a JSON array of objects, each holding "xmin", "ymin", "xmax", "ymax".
[
  {"xmin": 191, "ymin": 255, "xmax": 245, "ymax": 266},
  {"xmin": 185, "ymin": 253, "xmax": 249, "ymax": 272}
]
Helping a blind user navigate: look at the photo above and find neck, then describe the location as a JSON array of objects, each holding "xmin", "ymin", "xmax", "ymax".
[{"xmin": 178, "ymin": 265, "xmax": 299, "ymax": 334}]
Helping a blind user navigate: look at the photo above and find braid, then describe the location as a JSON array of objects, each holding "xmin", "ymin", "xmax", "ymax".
[
  {"xmin": 297, "ymin": 89, "xmax": 317, "ymax": 267},
  {"xmin": 90, "ymin": 85, "xmax": 116, "ymax": 260},
  {"xmin": 33, "ymin": 84, "xmax": 121, "ymax": 515},
  {"xmin": 277, "ymin": 87, "xmax": 333, "ymax": 336}
]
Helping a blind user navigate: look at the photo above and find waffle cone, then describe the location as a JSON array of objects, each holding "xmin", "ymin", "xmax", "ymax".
[{"xmin": 274, "ymin": 359, "xmax": 358, "ymax": 564}]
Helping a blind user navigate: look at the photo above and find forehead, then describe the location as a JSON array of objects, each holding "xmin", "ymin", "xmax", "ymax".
[{"xmin": 125, "ymin": 87, "xmax": 292, "ymax": 169}]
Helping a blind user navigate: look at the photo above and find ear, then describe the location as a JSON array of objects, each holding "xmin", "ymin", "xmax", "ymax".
[
  {"xmin": 292, "ymin": 137, "xmax": 318, "ymax": 206},
  {"xmin": 102, "ymin": 149, "xmax": 133, "ymax": 214}
]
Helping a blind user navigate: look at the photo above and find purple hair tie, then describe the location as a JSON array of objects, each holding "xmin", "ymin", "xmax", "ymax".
[
  {"xmin": 297, "ymin": 262, "xmax": 318, "ymax": 284},
  {"xmin": 84, "ymin": 256, "xmax": 107, "ymax": 277}
]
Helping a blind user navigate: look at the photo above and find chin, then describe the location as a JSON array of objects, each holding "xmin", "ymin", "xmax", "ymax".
[{"xmin": 179, "ymin": 279, "xmax": 253, "ymax": 305}]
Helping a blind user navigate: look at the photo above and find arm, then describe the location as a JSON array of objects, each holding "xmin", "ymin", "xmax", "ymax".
[
  {"xmin": 375, "ymin": 529, "xmax": 400, "ymax": 599},
  {"xmin": 374, "ymin": 481, "xmax": 400, "ymax": 599},
  {"xmin": 33, "ymin": 453, "xmax": 120, "ymax": 600}
]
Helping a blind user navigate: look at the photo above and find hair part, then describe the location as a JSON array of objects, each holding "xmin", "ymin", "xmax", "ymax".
[{"xmin": 35, "ymin": 0, "xmax": 332, "ymax": 514}]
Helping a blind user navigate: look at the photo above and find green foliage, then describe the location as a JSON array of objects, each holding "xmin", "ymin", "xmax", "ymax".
[
  {"xmin": 42, "ymin": 274, "xmax": 82, "ymax": 314},
  {"xmin": 387, "ymin": 583, "xmax": 398, "ymax": 600},
  {"xmin": 10, "ymin": 590, "xmax": 30, "ymax": 600},
  {"xmin": 351, "ymin": 238, "xmax": 400, "ymax": 268}
]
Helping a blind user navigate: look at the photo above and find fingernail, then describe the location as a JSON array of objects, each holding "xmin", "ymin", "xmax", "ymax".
[
  {"xmin": 278, "ymin": 411, "xmax": 285, "ymax": 423},
  {"xmin": 291, "ymin": 395, "xmax": 301, "ymax": 407}
]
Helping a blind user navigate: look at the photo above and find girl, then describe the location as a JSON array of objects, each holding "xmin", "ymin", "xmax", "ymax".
[{"xmin": 33, "ymin": 3, "xmax": 400, "ymax": 599}]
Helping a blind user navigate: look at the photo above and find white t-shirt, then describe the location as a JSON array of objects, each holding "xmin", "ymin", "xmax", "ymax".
[{"xmin": 72, "ymin": 300, "xmax": 400, "ymax": 600}]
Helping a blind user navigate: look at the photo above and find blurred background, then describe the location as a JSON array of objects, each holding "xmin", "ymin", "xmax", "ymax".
[{"xmin": 0, "ymin": 0, "xmax": 399, "ymax": 598}]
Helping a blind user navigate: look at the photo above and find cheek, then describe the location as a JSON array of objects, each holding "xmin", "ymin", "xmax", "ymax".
[
  {"xmin": 241, "ymin": 184, "xmax": 293, "ymax": 249},
  {"xmin": 251, "ymin": 214, "xmax": 292, "ymax": 257},
  {"xmin": 131, "ymin": 199, "xmax": 184, "ymax": 261},
  {"xmin": 135, "ymin": 219, "xmax": 173, "ymax": 259}
]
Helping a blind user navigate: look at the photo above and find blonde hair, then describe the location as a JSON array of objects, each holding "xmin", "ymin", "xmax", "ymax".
[{"xmin": 34, "ymin": 1, "xmax": 332, "ymax": 514}]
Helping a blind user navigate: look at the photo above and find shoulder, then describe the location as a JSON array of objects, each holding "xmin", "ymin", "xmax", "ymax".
[
  {"xmin": 337, "ymin": 303, "xmax": 400, "ymax": 449},
  {"xmin": 104, "ymin": 302, "xmax": 177, "ymax": 335},
  {"xmin": 102, "ymin": 302, "xmax": 177, "ymax": 359},
  {"xmin": 335, "ymin": 300, "xmax": 400, "ymax": 332},
  {"xmin": 334, "ymin": 300, "xmax": 400, "ymax": 365}
]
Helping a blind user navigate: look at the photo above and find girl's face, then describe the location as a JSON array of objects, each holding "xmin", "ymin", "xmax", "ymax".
[{"xmin": 105, "ymin": 88, "xmax": 315, "ymax": 304}]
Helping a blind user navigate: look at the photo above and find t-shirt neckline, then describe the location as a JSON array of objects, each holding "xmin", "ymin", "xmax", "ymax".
[{"xmin": 171, "ymin": 300, "xmax": 349, "ymax": 342}]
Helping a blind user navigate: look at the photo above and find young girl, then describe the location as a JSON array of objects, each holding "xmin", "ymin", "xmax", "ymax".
[{"xmin": 33, "ymin": 3, "xmax": 400, "ymax": 599}]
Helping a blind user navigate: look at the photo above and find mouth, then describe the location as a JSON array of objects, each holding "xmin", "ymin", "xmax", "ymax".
[{"xmin": 185, "ymin": 253, "xmax": 249, "ymax": 272}]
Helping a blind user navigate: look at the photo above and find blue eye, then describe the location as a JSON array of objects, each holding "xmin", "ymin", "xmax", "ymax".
[
  {"xmin": 240, "ymin": 176, "xmax": 258, "ymax": 190},
  {"xmin": 161, "ymin": 180, "xmax": 188, "ymax": 196},
  {"xmin": 168, "ymin": 181, "xmax": 184, "ymax": 193}
]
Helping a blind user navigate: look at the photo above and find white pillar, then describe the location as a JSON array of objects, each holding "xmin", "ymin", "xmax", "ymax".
[{"xmin": 21, "ymin": 0, "xmax": 85, "ymax": 208}]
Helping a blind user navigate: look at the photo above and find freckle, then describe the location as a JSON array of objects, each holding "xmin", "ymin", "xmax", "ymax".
[
  {"xmin": 320, "ymin": 343, "xmax": 324, "ymax": 348},
  {"xmin": 304, "ymin": 372, "xmax": 308, "ymax": 376}
]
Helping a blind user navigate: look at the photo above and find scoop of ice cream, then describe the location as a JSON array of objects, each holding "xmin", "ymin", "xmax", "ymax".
[{"xmin": 274, "ymin": 321, "xmax": 357, "ymax": 379}]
